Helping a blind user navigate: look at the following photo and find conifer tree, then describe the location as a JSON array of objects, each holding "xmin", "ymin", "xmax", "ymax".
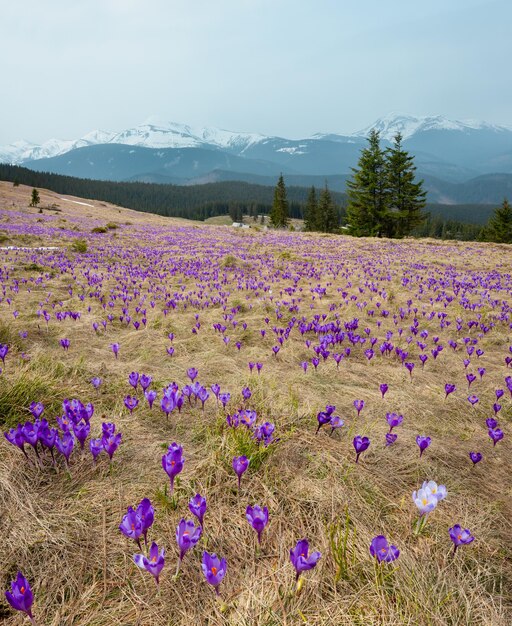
[
  {"xmin": 345, "ymin": 130, "xmax": 388, "ymax": 236},
  {"xmin": 270, "ymin": 174, "xmax": 289, "ymax": 228},
  {"xmin": 304, "ymin": 186, "xmax": 318, "ymax": 231},
  {"xmin": 484, "ymin": 198, "xmax": 512, "ymax": 243},
  {"xmin": 318, "ymin": 184, "xmax": 338, "ymax": 232},
  {"xmin": 30, "ymin": 188, "xmax": 40, "ymax": 207},
  {"xmin": 386, "ymin": 132, "xmax": 426, "ymax": 237}
]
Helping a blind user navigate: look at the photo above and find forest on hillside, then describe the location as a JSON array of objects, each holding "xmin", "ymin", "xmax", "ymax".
[{"xmin": 0, "ymin": 163, "xmax": 495, "ymax": 240}]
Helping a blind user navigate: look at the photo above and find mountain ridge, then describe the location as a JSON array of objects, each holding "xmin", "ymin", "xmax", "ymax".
[{"xmin": 3, "ymin": 114, "xmax": 511, "ymax": 165}]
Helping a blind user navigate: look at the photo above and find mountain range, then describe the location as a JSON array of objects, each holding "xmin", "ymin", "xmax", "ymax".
[{"xmin": 2, "ymin": 114, "xmax": 512, "ymax": 204}]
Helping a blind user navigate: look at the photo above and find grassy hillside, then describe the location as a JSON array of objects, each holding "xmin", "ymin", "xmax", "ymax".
[{"xmin": 0, "ymin": 182, "xmax": 510, "ymax": 625}]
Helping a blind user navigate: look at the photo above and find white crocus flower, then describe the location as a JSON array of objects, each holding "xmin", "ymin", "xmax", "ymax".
[
  {"xmin": 422, "ymin": 480, "xmax": 447, "ymax": 502},
  {"xmin": 412, "ymin": 488, "xmax": 438, "ymax": 515}
]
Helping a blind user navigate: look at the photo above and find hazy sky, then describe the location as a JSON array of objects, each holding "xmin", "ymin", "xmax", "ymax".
[{"xmin": 1, "ymin": 0, "xmax": 510, "ymax": 144}]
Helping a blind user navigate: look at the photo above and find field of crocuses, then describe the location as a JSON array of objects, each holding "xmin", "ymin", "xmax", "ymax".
[{"xmin": 1, "ymin": 183, "xmax": 511, "ymax": 625}]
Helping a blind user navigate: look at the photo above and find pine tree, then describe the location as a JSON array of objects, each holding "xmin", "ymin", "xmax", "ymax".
[
  {"xmin": 318, "ymin": 184, "xmax": 338, "ymax": 232},
  {"xmin": 304, "ymin": 186, "xmax": 318, "ymax": 231},
  {"xmin": 270, "ymin": 174, "xmax": 289, "ymax": 228},
  {"xmin": 345, "ymin": 130, "xmax": 388, "ymax": 237},
  {"xmin": 30, "ymin": 188, "xmax": 40, "ymax": 207},
  {"xmin": 386, "ymin": 133, "xmax": 426, "ymax": 237},
  {"xmin": 484, "ymin": 198, "xmax": 512, "ymax": 243}
]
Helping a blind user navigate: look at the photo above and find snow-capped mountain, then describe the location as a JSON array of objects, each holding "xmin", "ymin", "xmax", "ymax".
[
  {"xmin": 353, "ymin": 114, "xmax": 510, "ymax": 142},
  {"xmin": 0, "ymin": 130, "xmax": 117, "ymax": 165},
  {"xmin": 0, "ymin": 118, "xmax": 267, "ymax": 165},
  {"xmin": 2, "ymin": 114, "xmax": 512, "ymax": 186}
]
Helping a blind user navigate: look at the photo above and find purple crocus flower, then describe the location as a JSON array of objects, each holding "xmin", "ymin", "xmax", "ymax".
[
  {"xmin": 448, "ymin": 525, "xmax": 474, "ymax": 554},
  {"xmin": 91, "ymin": 376, "xmax": 102, "ymax": 389},
  {"xmin": 39, "ymin": 424, "xmax": 57, "ymax": 454},
  {"xmin": 404, "ymin": 362, "xmax": 415, "ymax": 377},
  {"xmin": 469, "ymin": 451, "xmax": 482, "ymax": 465},
  {"xmin": 145, "ymin": 389, "xmax": 157, "ymax": 409},
  {"xmin": 175, "ymin": 519, "xmax": 202, "ymax": 572},
  {"xmin": 0, "ymin": 343, "xmax": 9, "ymax": 364},
  {"xmin": 197, "ymin": 386, "xmax": 210, "ymax": 409},
  {"xmin": 232, "ymin": 455, "xmax": 249, "ymax": 490},
  {"xmin": 134, "ymin": 541, "xmax": 165, "ymax": 585},
  {"xmin": 29, "ymin": 402, "xmax": 44, "ymax": 420},
  {"xmin": 353, "ymin": 435, "xmax": 370, "ymax": 463},
  {"xmin": 102, "ymin": 422, "xmax": 116, "ymax": 437},
  {"xmin": 241, "ymin": 386, "xmax": 252, "ymax": 401},
  {"xmin": 386, "ymin": 433, "xmax": 398, "ymax": 446},
  {"xmin": 60, "ymin": 338, "xmax": 70, "ymax": 351},
  {"xmin": 219, "ymin": 392, "xmax": 231, "ymax": 409},
  {"xmin": 124, "ymin": 395, "xmax": 139, "ymax": 414},
  {"xmin": 386, "ymin": 413, "xmax": 403, "ymax": 432},
  {"xmin": 289, "ymin": 539, "xmax": 321, "ymax": 581},
  {"xmin": 416, "ymin": 435, "xmax": 431, "ymax": 457},
  {"xmin": 119, "ymin": 506, "xmax": 144, "ymax": 548},
  {"xmin": 4, "ymin": 572, "xmax": 35, "ymax": 622},
  {"xmin": 137, "ymin": 498, "xmax": 155, "ymax": 545},
  {"xmin": 329, "ymin": 415, "xmax": 344, "ymax": 436},
  {"xmin": 162, "ymin": 442, "xmax": 184, "ymax": 492},
  {"xmin": 466, "ymin": 373, "xmax": 476, "ymax": 388},
  {"xmin": 128, "ymin": 372, "xmax": 139, "ymax": 389},
  {"xmin": 102, "ymin": 432, "xmax": 122, "ymax": 460},
  {"xmin": 316, "ymin": 407, "xmax": 333, "ymax": 434},
  {"xmin": 72, "ymin": 420, "xmax": 90, "ymax": 450},
  {"xmin": 444, "ymin": 383, "xmax": 456, "ymax": 399},
  {"xmin": 4, "ymin": 425, "xmax": 29, "ymax": 459},
  {"xmin": 187, "ymin": 367, "xmax": 198, "ymax": 382},
  {"xmin": 189, "ymin": 493, "xmax": 207, "ymax": 527},
  {"xmin": 486, "ymin": 417, "xmax": 498, "ymax": 429},
  {"xmin": 353, "ymin": 399, "xmax": 364, "ymax": 417},
  {"xmin": 380, "ymin": 384, "xmax": 388, "ymax": 399},
  {"xmin": 201, "ymin": 551, "xmax": 227, "ymax": 595},
  {"xmin": 110, "ymin": 343, "xmax": 119, "ymax": 358},
  {"xmin": 467, "ymin": 395, "xmax": 479, "ymax": 406},
  {"xmin": 90, "ymin": 438, "xmax": 103, "ymax": 461},
  {"xmin": 369, "ymin": 535, "xmax": 400, "ymax": 563},
  {"xmin": 55, "ymin": 431, "xmax": 75, "ymax": 465},
  {"xmin": 139, "ymin": 374, "xmax": 152, "ymax": 391},
  {"xmin": 246, "ymin": 505, "xmax": 269, "ymax": 544},
  {"xmin": 22, "ymin": 421, "xmax": 39, "ymax": 449},
  {"xmin": 488, "ymin": 428, "xmax": 504, "ymax": 446}
]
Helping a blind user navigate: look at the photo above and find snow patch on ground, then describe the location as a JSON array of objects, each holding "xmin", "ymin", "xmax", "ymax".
[{"xmin": 59, "ymin": 198, "xmax": 95, "ymax": 207}]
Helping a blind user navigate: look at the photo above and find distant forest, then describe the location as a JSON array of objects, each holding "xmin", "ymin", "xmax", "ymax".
[{"xmin": 0, "ymin": 164, "xmax": 494, "ymax": 240}]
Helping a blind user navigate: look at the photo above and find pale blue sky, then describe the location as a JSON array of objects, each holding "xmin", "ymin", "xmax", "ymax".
[{"xmin": 1, "ymin": 0, "xmax": 510, "ymax": 143}]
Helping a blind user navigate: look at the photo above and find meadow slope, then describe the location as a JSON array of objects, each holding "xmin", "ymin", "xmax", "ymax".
[{"xmin": 0, "ymin": 182, "xmax": 511, "ymax": 626}]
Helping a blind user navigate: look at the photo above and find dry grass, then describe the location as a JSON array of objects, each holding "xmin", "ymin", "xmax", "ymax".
[{"xmin": 0, "ymin": 181, "xmax": 511, "ymax": 625}]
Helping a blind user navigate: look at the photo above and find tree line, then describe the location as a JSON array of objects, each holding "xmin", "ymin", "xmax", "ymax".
[
  {"xmin": 267, "ymin": 130, "xmax": 511, "ymax": 243},
  {"xmin": 2, "ymin": 160, "xmax": 511, "ymax": 243},
  {"xmin": 0, "ymin": 164, "xmax": 344, "ymax": 222}
]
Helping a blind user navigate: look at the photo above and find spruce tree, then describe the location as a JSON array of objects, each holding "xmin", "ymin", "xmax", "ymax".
[
  {"xmin": 345, "ymin": 130, "xmax": 388, "ymax": 237},
  {"xmin": 304, "ymin": 186, "xmax": 318, "ymax": 231},
  {"xmin": 485, "ymin": 198, "xmax": 512, "ymax": 243},
  {"xmin": 386, "ymin": 132, "xmax": 426, "ymax": 237},
  {"xmin": 30, "ymin": 188, "xmax": 40, "ymax": 207},
  {"xmin": 270, "ymin": 174, "xmax": 289, "ymax": 228},
  {"xmin": 318, "ymin": 184, "xmax": 338, "ymax": 232}
]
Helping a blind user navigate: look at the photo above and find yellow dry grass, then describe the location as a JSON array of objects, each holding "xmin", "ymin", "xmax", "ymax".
[{"xmin": 0, "ymin": 181, "xmax": 511, "ymax": 625}]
